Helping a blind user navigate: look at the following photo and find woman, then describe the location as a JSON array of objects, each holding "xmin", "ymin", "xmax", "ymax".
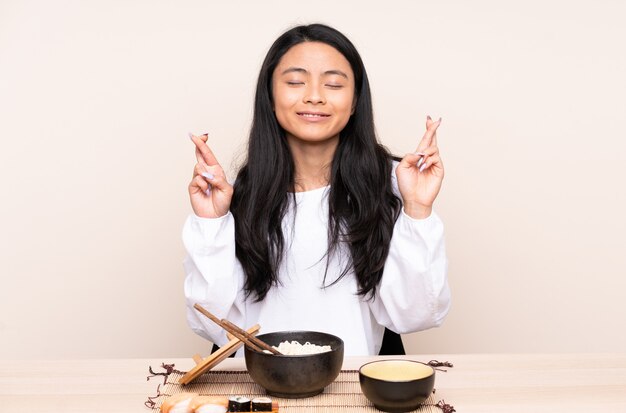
[{"xmin": 184, "ymin": 23, "xmax": 450, "ymax": 356}]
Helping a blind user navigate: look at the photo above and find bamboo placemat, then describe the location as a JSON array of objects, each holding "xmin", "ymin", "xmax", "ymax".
[{"xmin": 145, "ymin": 365, "xmax": 455, "ymax": 412}]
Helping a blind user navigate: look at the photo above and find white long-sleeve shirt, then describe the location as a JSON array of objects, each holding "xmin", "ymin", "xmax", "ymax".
[{"xmin": 183, "ymin": 177, "xmax": 450, "ymax": 356}]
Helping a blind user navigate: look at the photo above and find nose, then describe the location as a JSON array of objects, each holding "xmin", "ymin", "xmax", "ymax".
[{"xmin": 303, "ymin": 81, "xmax": 326, "ymax": 104}]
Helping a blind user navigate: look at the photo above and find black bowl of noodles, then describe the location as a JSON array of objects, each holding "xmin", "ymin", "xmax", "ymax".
[{"xmin": 244, "ymin": 331, "xmax": 344, "ymax": 398}]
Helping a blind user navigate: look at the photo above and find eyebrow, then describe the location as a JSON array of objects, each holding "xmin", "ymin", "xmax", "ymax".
[{"xmin": 281, "ymin": 67, "xmax": 349, "ymax": 79}]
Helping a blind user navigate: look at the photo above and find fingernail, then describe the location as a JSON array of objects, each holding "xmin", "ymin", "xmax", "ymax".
[
  {"xmin": 205, "ymin": 187, "xmax": 211, "ymax": 196},
  {"xmin": 201, "ymin": 172, "xmax": 214, "ymax": 180},
  {"xmin": 414, "ymin": 152, "xmax": 426, "ymax": 156},
  {"xmin": 188, "ymin": 132, "xmax": 194, "ymax": 140},
  {"xmin": 438, "ymin": 117, "xmax": 442, "ymax": 123},
  {"xmin": 427, "ymin": 115, "xmax": 432, "ymax": 121},
  {"xmin": 202, "ymin": 133, "xmax": 208, "ymax": 137},
  {"xmin": 417, "ymin": 157, "xmax": 425, "ymax": 168},
  {"xmin": 419, "ymin": 163, "xmax": 427, "ymax": 172}
]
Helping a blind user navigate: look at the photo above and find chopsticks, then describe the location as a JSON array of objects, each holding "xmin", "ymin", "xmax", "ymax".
[
  {"xmin": 193, "ymin": 303, "xmax": 282, "ymax": 355},
  {"xmin": 179, "ymin": 323, "xmax": 260, "ymax": 384}
]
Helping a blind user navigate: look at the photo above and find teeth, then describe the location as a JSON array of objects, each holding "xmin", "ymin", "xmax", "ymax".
[{"xmin": 300, "ymin": 113, "xmax": 326, "ymax": 117}]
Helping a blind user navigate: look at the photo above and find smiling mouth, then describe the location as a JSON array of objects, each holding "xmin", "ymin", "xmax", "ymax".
[{"xmin": 297, "ymin": 112, "xmax": 330, "ymax": 118}]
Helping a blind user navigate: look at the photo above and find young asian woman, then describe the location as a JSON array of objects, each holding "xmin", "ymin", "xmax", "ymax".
[{"xmin": 183, "ymin": 23, "xmax": 450, "ymax": 356}]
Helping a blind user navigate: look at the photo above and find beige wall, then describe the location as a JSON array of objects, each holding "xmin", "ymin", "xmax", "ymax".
[{"xmin": 1, "ymin": 0, "xmax": 625, "ymax": 359}]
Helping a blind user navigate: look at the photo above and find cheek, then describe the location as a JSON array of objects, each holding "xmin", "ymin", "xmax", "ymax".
[
  {"xmin": 273, "ymin": 87, "xmax": 298, "ymax": 112},
  {"xmin": 272, "ymin": 89, "xmax": 292, "ymax": 128},
  {"xmin": 335, "ymin": 92, "xmax": 356, "ymax": 114}
]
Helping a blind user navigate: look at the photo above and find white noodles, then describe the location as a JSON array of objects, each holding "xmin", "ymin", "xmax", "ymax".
[{"xmin": 269, "ymin": 340, "xmax": 332, "ymax": 355}]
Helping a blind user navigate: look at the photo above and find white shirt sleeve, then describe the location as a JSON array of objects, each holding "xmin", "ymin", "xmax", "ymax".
[
  {"xmin": 367, "ymin": 209, "xmax": 451, "ymax": 334},
  {"xmin": 182, "ymin": 212, "xmax": 246, "ymax": 346}
]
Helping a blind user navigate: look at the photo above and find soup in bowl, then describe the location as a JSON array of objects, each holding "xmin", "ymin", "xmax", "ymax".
[{"xmin": 359, "ymin": 359, "xmax": 435, "ymax": 412}]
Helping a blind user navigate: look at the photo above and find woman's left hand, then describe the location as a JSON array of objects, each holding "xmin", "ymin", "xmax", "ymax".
[{"xmin": 396, "ymin": 116, "xmax": 444, "ymax": 219}]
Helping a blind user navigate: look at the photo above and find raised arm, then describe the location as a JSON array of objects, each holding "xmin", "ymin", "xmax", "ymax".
[
  {"xmin": 183, "ymin": 133, "xmax": 245, "ymax": 346},
  {"xmin": 368, "ymin": 117, "xmax": 451, "ymax": 333}
]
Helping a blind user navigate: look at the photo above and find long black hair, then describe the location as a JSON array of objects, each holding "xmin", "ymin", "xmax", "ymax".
[{"xmin": 230, "ymin": 23, "xmax": 401, "ymax": 302}]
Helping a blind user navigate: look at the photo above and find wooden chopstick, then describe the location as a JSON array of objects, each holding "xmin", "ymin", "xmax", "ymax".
[
  {"xmin": 221, "ymin": 318, "xmax": 281, "ymax": 355},
  {"xmin": 193, "ymin": 303, "xmax": 281, "ymax": 355},
  {"xmin": 193, "ymin": 303, "xmax": 262, "ymax": 352},
  {"xmin": 179, "ymin": 324, "xmax": 260, "ymax": 384}
]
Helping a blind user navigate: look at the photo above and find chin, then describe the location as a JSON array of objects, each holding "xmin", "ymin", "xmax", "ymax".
[{"xmin": 294, "ymin": 136, "xmax": 339, "ymax": 145}]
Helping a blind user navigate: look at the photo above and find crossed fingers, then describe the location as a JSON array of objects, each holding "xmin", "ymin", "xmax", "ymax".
[
  {"xmin": 411, "ymin": 116, "xmax": 441, "ymax": 172},
  {"xmin": 189, "ymin": 133, "xmax": 227, "ymax": 194}
]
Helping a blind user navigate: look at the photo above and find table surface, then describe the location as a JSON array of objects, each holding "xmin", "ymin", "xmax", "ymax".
[{"xmin": 1, "ymin": 353, "xmax": 625, "ymax": 413}]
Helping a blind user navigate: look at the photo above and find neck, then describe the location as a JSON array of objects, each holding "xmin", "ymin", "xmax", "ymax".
[{"xmin": 287, "ymin": 135, "xmax": 338, "ymax": 192}]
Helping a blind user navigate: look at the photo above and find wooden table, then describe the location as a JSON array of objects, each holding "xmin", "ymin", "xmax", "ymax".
[{"xmin": 1, "ymin": 354, "xmax": 625, "ymax": 412}]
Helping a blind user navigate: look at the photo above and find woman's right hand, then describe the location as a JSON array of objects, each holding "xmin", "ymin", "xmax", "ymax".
[{"xmin": 188, "ymin": 133, "xmax": 233, "ymax": 218}]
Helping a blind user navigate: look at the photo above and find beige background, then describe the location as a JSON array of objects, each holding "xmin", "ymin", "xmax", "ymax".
[{"xmin": 1, "ymin": 0, "xmax": 625, "ymax": 359}]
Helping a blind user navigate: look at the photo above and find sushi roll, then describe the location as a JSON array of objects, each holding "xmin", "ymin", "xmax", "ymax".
[
  {"xmin": 228, "ymin": 396, "xmax": 251, "ymax": 412},
  {"xmin": 160, "ymin": 392, "xmax": 198, "ymax": 413},
  {"xmin": 189, "ymin": 396, "xmax": 229, "ymax": 413},
  {"xmin": 251, "ymin": 397, "xmax": 273, "ymax": 412}
]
